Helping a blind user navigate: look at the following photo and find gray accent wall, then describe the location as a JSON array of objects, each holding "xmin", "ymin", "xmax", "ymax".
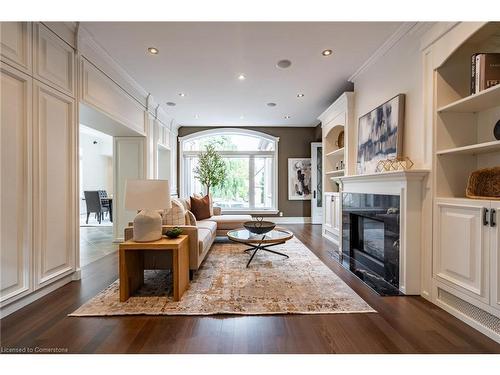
[{"xmin": 177, "ymin": 126, "xmax": 322, "ymax": 217}]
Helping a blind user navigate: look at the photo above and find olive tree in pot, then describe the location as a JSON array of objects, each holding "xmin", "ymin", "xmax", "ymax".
[{"xmin": 193, "ymin": 144, "xmax": 226, "ymax": 196}]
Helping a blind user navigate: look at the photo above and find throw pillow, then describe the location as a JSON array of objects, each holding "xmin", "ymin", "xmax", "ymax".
[
  {"xmin": 161, "ymin": 199, "xmax": 186, "ymax": 225},
  {"xmin": 185, "ymin": 210, "xmax": 197, "ymax": 226},
  {"xmin": 190, "ymin": 195, "xmax": 211, "ymax": 220}
]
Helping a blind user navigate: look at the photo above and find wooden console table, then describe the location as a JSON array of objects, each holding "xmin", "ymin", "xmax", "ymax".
[{"xmin": 118, "ymin": 235, "xmax": 189, "ymax": 302}]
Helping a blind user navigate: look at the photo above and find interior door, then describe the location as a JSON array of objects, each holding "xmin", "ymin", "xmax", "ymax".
[
  {"xmin": 310, "ymin": 142, "xmax": 323, "ymax": 224},
  {"xmin": 113, "ymin": 137, "xmax": 145, "ymax": 241}
]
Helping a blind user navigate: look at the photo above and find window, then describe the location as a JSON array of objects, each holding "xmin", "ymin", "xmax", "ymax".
[{"xmin": 180, "ymin": 129, "xmax": 279, "ymax": 213}]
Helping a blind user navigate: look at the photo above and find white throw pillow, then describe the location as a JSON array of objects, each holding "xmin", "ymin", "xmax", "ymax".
[{"xmin": 161, "ymin": 199, "xmax": 186, "ymax": 225}]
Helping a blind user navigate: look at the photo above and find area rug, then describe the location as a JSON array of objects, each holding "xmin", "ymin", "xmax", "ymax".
[{"xmin": 70, "ymin": 237, "xmax": 375, "ymax": 316}]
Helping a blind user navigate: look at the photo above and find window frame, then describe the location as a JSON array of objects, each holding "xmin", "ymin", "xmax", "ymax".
[{"xmin": 179, "ymin": 128, "xmax": 279, "ymax": 214}]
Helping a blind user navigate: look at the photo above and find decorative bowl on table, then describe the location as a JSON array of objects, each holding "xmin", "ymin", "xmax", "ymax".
[
  {"xmin": 243, "ymin": 220, "xmax": 276, "ymax": 235},
  {"xmin": 166, "ymin": 227, "xmax": 183, "ymax": 238}
]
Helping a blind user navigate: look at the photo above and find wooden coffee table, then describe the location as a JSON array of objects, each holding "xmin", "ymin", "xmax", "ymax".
[
  {"xmin": 118, "ymin": 235, "xmax": 189, "ymax": 302},
  {"xmin": 227, "ymin": 227, "xmax": 294, "ymax": 267}
]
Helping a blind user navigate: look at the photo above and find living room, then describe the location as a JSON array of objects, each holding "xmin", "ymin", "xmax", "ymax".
[{"xmin": 1, "ymin": 0, "xmax": 500, "ymax": 372}]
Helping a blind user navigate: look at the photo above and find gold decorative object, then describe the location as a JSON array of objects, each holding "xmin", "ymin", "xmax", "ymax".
[
  {"xmin": 336, "ymin": 130, "xmax": 345, "ymax": 148},
  {"xmin": 375, "ymin": 157, "xmax": 414, "ymax": 173}
]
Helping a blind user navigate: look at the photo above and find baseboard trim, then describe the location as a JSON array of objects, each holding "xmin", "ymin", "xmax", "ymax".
[
  {"xmin": 272, "ymin": 217, "xmax": 312, "ymax": 224},
  {"xmin": 0, "ymin": 274, "xmax": 75, "ymax": 319}
]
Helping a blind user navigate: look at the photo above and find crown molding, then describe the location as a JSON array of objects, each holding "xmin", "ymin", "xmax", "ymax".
[{"xmin": 348, "ymin": 22, "xmax": 418, "ymax": 83}]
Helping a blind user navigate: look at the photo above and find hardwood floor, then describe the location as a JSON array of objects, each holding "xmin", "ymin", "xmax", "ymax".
[{"xmin": 1, "ymin": 224, "xmax": 499, "ymax": 354}]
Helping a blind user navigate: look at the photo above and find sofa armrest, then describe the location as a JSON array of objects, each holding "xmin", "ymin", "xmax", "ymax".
[{"xmin": 213, "ymin": 206, "xmax": 222, "ymax": 215}]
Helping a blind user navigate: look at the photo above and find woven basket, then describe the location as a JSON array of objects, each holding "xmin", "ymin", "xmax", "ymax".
[{"xmin": 466, "ymin": 167, "xmax": 500, "ymax": 200}]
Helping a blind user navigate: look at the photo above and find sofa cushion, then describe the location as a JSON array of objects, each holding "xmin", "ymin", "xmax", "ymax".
[
  {"xmin": 197, "ymin": 228, "xmax": 213, "ymax": 255},
  {"xmin": 208, "ymin": 215, "xmax": 253, "ymax": 230},
  {"xmin": 190, "ymin": 195, "xmax": 211, "ymax": 220},
  {"xmin": 176, "ymin": 197, "xmax": 190, "ymax": 212},
  {"xmin": 161, "ymin": 199, "xmax": 186, "ymax": 225},
  {"xmin": 197, "ymin": 219, "xmax": 217, "ymax": 236}
]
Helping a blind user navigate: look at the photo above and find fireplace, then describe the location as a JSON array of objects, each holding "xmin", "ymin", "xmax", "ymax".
[{"xmin": 342, "ymin": 192, "xmax": 402, "ymax": 296}]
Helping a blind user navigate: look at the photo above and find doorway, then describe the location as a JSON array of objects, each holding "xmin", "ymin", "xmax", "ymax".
[{"xmin": 78, "ymin": 103, "xmax": 145, "ymax": 267}]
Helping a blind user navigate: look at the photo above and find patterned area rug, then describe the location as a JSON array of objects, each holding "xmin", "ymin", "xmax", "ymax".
[{"xmin": 70, "ymin": 237, "xmax": 375, "ymax": 316}]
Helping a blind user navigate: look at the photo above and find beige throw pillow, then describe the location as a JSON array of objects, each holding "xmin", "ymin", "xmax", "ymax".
[
  {"xmin": 185, "ymin": 210, "xmax": 197, "ymax": 226},
  {"xmin": 161, "ymin": 199, "xmax": 186, "ymax": 225}
]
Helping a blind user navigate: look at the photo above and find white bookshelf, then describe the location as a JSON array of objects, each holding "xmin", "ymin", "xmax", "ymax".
[{"xmin": 325, "ymin": 147, "xmax": 345, "ymax": 158}]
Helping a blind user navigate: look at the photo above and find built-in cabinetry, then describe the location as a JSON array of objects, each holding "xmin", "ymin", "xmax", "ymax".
[
  {"xmin": 1, "ymin": 22, "xmax": 78, "ymax": 315},
  {"xmin": 318, "ymin": 92, "xmax": 354, "ymax": 246},
  {"xmin": 431, "ymin": 22, "xmax": 500, "ymax": 342}
]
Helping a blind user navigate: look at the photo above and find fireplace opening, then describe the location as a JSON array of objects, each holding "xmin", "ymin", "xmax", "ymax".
[{"xmin": 342, "ymin": 193, "xmax": 403, "ymax": 296}]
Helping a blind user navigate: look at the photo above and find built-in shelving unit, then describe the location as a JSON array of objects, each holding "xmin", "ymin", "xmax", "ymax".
[
  {"xmin": 431, "ymin": 22, "xmax": 500, "ymax": 344},
  {"xmin": 325, "ymin": 147, "xmax": 345, "ymax": 157},
  {"xmin": 434, "ymin": 22, "xmax": 500, "ymax": 201}
]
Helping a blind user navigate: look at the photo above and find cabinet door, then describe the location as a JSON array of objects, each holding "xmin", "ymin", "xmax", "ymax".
[
  {"xmin": 324, "ymin": 194, "xmax": 333, "ymax": 229},
  {"xmin": 332, "ymin": 193, "xmax": 341, "ymax": 233},
  {"xmin": 434, "ymin": 199, "xmax": 490, "ymax": 303},
  {"xmin": 33, "ymin": 23, "xmax": 75, "ymax": 97},
  {"xmin": 33, "ymin": 81, "xmax": 76, "ymax": 288},
  {"xmin": 491, "ymin": 202, "xmax": 500, "ymax": 311},
  {"xmin": 0, "ymin": 22, "xmax": 31, "ymax": 73},
  {"xmin": 0, "ymin": 64, "xmax": 32, "ymax": 304}
]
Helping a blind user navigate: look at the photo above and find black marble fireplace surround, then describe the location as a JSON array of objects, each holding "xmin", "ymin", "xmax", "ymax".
[{"xmin": 342, "ymin": 192, "xmax": 403, "ymax": 296}]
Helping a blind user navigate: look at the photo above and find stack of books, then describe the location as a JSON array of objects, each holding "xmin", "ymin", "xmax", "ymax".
[{"xmin": 471, "ymin": 53, "xmax": 500, "ymax": 94}]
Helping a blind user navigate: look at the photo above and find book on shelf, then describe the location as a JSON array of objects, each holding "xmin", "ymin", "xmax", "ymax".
[{"xmin": 471, "ymin": 53, "xmax": 500, "ymax": 95}]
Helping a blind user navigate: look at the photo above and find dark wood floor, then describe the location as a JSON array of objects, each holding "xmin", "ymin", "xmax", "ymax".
[{"xmin": 1, "ymin": 224, "xmax": 499, "ymax": 354}]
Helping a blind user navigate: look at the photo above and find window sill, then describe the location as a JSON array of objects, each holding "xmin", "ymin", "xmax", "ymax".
[{"xmin": 220, "ymin": 209, "xmax": 279, "ymax": 216}]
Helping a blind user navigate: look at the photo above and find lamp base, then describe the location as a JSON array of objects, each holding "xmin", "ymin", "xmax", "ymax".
[{"xmin": 132, "ymin": 210, "xmax": 162, "ymax": 242}]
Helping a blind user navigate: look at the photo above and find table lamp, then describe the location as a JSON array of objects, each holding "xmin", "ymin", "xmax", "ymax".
[{"xmin": 125, "ymin": 179, "xmax": 171, "ymax": 242}]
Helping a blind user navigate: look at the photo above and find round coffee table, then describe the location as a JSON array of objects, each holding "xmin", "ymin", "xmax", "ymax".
[{"xmin": 227, "ymin": 227, "xmax": 294, "ymax": 267}]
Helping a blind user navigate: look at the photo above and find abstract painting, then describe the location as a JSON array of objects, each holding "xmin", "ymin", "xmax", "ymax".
[
  {"xmin": 288, "ymin": 158, "xmax": 312, "ymax": 200},
  {"xmin": 357, "ymin": 94, "xmax": 405, "ymax": 174}
]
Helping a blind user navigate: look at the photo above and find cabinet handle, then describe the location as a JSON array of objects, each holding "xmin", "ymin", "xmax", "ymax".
[
  {"xmin": 491, "ymin": 209, "xmax": 497, "ymax": 227},
  {"xmin": 313, "ymin": 190, "xmax": 316, "ymax": 199},
  {"xmin": 483, "ymin": 208, "xmax": 489, "ymax": 226}
]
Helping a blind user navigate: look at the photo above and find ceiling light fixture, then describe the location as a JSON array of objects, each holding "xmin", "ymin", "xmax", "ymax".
[
  {"xmin": 147, "ymin": 47, "xmax": 159, "ymax": 55},
  {"xmin": 237, "ymin": 74, "xmax": 246, "ymax": 81},
  {"xmin": 240, "ymin": 115, "xmax": 245, "ymax": 120},
  {"xmin": 284, "ymin": 115, "xmax": 291, "ymax": 119},
  {"xmin": 322, "ymin": 49, "xmax": 333, "ymax": 56},
  {"xmin": 178, "ymin": 93, "xmax": 186, "ymax": 97},
  {"xmin": 276, "ymin": 59, "xmax": 292, "ymax": 69},
  {"xmin": 297, "ymin": 93, "xmax": 305, "ymax": 98},
  {"xmin": 195, "ymin": 115, "xmax": 199, "ymax": 119},
  {"xmin": 266, "ymin": 102, "xmax": 277, "ymax": 107},
  {"xmin": 166, "ymin": 102, "xmax": 176, "ymax": 106}
]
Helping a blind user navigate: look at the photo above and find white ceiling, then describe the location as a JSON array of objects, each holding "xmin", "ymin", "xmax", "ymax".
[{"xmin": 82, "ymin": 22, "xmax": 403, "ymax": 127}]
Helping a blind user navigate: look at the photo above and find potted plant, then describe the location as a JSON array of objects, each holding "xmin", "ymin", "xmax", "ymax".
[{"xmin": 193, "ymin": 144, "xmax": 226, "ymax": 195}]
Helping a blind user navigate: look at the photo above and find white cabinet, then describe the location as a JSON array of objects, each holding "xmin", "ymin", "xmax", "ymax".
[
  {"xmin": 323, "ymin": 192, "xmax": 341, "ymax": 245},
  {"xmin": 33, "ymin": 82, "xmax": 76, "ymax": 288},
  {"xmin": 0, "ymin": 22, "xmax": 31, "ymax": 73},
  {"xmin": 491, "ymin": 202, "xmax": 500, "ymax": 311},
  {"xmin": 33, "ymin": 23, "xmax": 75, "ymax": 97},
  {"xmin": 0, "ymin": 63, "xmax": 32, "ymax": 304},
  {"xmin": 434, "ymin": 198, "xmax": 499, "ymax": 311}
]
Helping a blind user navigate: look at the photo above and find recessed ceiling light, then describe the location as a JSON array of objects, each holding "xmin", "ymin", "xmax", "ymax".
[
  {"xmin": 166, "ymin": 102, "xmax": 176, "ymax": 106},
  {"xmin": 147, "ymin": 47, "xmax": 159, "ymax": 55},
  {"xmin": 266, "ymin": 102, "xmax": 277, "ymax": 107},
  {"xmin": 195, "ymin": 115, "xmax": 199, "ymax": 119},
  {"xmin": 322, "ymin": 49, "xmax": 333, "ymax": 56},
  {"xmin": 237, "ymin": 74, "xmax": 246, "ymax": 81},
  {"xmin": 178, "ymin": 93, "xmax": 186, "ymax": 97},
  {"xmin": 276, "ymin": 59, "xmax": 292, "ymax": 69},
  {"xmin": 297, "ymin": 93, "xmax": 305, "ymax": 98},
  {"xmin": 240, "ymin": 115, "xmax": 245, "ymax": 120},
  {"xmin": 284, "ymin": 115, "xmax": 291, "ymax": 119}
]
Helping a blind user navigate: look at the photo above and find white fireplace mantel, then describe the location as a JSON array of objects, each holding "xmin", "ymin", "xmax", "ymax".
[{"xmin": 336, "ymin": 169, "xmax": 430, "ymax": 295}]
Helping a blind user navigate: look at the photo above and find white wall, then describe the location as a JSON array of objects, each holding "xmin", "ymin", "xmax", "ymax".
[
  {"xmin": 352, "ymin": 24, "xmax": 431, "ymax": 169},
  {"xmin": 79, "ymin": 126, "xmax": 113, "ymax": 210}
]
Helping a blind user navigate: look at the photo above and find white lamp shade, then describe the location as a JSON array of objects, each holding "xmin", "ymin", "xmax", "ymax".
[{"xmin": 125, "ymin": 179, "xmax": 171, "ymax": 211}]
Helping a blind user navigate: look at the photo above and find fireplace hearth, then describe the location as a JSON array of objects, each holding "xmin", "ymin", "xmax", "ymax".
[{"xmin": 342, "ymin": 192, "xmax": 403, "ymax": 296}]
